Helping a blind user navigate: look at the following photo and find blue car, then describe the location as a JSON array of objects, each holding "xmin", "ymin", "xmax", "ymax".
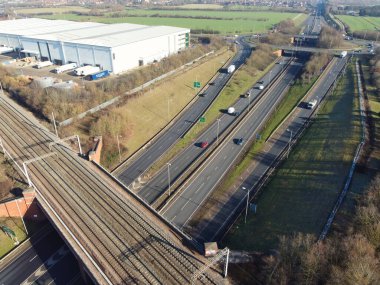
[{"xmin": 236, "ymin": 138, "xmax": 244, "ymax": 145}]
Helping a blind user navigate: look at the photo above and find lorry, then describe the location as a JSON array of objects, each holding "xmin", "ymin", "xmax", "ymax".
[
  {"xmin": 307, "ymin": 99, "xmax": 317, "ymax": 109},
  {"xmin": 339, "ymin": 51, "xmax": 347, "ymax": 58},
  {"xmin": 74, "ymin": 65, "xmax": 100, "ymax": 76},
  {"xmin": 227, "ymin": 65, "xmax": 236, "ymax": 73},
  {"xmin": 54, "ymin": 63, "xmax": 77, "ymax": 74},
  {"xmin": 35, "ymin": 61, "xmax": 53, "ymax": 69},
  {"xmin": 89, "ymin": 70, "xmax": 110, "ymax": 80}
]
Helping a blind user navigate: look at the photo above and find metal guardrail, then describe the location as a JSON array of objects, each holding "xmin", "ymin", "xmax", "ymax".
[
  {"xmin": 216, "ymin": 56, "xmax": 352, "ymax": 242},
  {"xmin": 319, "ymin": 58, "xmax": 366, "ymax": 240},
  {"xmin": 155, "ymin": 58, "xmax": 294, "ymax": 212}
]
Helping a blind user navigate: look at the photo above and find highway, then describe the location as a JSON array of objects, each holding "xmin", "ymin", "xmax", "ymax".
[
  {"xmin": 114, "ymin": 39, "xmax": 252, "ymax": 187},
  {"xmin": 0, "ymin": 93, "xmax": 223, "ymax": 284},
  {"xmin": 0, "ymin": 225, "xmax": 81, "ymax": 285},
  {"xmin": 161, "ymin": 58, "xmax": 304, "ymax": 229},
  {"xmin": 138, "ymin": 57, "xmax": 292, "ymax": 204},
  {"xmin": 195, "ymin": 56, "xmax": 349, "ymax": 242}
]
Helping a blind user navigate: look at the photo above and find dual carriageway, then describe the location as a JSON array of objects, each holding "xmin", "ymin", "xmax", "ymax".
[{"xmin": 0, "ymin": 11, "xmax": 353, "ymax": 284}]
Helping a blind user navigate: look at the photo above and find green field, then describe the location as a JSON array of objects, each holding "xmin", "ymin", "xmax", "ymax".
[
  {"xmin": 223, "ymin": 64, "xmax": 361, "ymax": 251},
  {"xmin": 0, "ymin": 217, "xmax": 27, "ymax": 258},
  {"xmin": 42, "ymin": 10, "xmax": 307, "ymax": 34},
  {"xmin": 337, "ymin": 15, "xmax": 380, "ymax": 31}
]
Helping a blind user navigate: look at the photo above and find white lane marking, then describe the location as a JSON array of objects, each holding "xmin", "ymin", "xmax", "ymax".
[
  {"xmin": 29, "ymin": 255, "xmax": 38, "ymax": 262},
  {"xmin": 181, "ymin": 200, "xmax": 190, "ymax": 210}
]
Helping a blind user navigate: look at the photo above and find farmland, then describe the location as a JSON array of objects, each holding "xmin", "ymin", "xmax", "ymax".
[
  {"xmin": 40, "ymin": 10, "xmax": 307, "ymax": 34},
  {"xmin": 223, "ymin": 63, "xmax": 361, "ymax": 251},
  {"xmin": 336, "ymin": 15, "xmax": 380, "ymax": 31}
]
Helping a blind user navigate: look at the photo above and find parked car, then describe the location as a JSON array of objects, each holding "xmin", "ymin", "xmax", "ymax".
[{"xmin": 200, "ymin": 141, "xmax": 209, "ymax": 149}]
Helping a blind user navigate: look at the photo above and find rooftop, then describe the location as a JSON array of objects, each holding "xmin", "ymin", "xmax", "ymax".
[{"xmin": 0, "ymin": 18, "xmax": 189, "ymax": 48}]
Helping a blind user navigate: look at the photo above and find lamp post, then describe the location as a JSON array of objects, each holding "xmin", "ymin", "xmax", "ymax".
[
  {"xmin": 243, "ymin": 186, "xmax": 249, "ymax": 224},
  {"xmin": 287, "ymin": 128, "xmax": 293, "ymax": 158},
  {"xmin": 116, "ymin": 134, "xmax": 122, "ymax": 163},
  {"xmin": 216, "ymin": 118, "xmax": 221, "ymax": 145},
  {"xmin": 167, "ymin": 163, "xmax": 171, "ymax": 196}
]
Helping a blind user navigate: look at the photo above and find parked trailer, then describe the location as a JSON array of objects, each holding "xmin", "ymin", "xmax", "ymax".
[
  {"xmin": 89, "ymin": 70, "xmax": 110, "ymax": 80},
  {"xmin": 54, "ymin": 63, "xmax": 77, "ymax": 74},
  {"xmin": 227, "ymin": 65, "xmax": 236, "ymax": 73},
  {"xmin": 35, "ymin": 61, "xmax": 53, "ymax": 69},
  {"xmin": 74, "ymin": 66, "xmax": 100, "ymax": 76},
  {"xmin": 0, "ymin": 47, "xmax": 13, "ymax": 54}
]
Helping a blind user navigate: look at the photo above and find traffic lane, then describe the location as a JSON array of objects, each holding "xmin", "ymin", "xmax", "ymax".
[
  {"xmin": 163, "ymin": 63, "xmax": 302, "ymax": 227},
  {"xmin": 138, "ymin": 57, "xmax": 292, "ymax": 203},
  {"xmin": 28, "ymin": 252, "xmax": 80, "ymax": 285},
  {"xmin": 0, "ymin": 228, "xmax": 75, "ymax": 285},
  {"xmin": 116, "ymin": 48, "xmax": 252, "ymax": 185},
  {"xmin": 200, "ymin": 59, "xmax": 348, "ymax": 241}
]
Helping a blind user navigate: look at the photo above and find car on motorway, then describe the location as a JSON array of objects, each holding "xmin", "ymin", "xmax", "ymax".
[
  {"xmin": 258, "ymin": 85, "xmax": 264, "ymax": 90},
  {"xmin": 200, "ymin": 141, "xmax": 209, "ymax": 149},
  {"xmin": 235, "ymin": 138, "xmax": 244, "ymax": 146}
]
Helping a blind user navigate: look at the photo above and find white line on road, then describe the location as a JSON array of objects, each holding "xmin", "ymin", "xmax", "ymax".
[{"xmin": 29, "ymin": 255, "xmax": 38, "ymax": 262}]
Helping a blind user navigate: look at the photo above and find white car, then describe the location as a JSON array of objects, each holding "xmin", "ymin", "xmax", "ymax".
[{"xmin": 259, "ymin": 85, "xmax": 264, "ymax": 90}]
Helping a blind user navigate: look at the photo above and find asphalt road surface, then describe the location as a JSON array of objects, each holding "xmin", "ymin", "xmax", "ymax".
[
  {"xmin": 196, "ymin": 56, "xmax": 349, "ymax": 242},
  {"xmin": 114, "ymin": 40, "xmax": 253, "ymax": 187},
  {"xmin": 162, "ymin": 58, "xmax": 305, "ymax": 229},
  {"xmin": 0, "ymin": 225, "xmax": 81, "ymax": 285},
  {"xmin": 137, "ymin": 57, "xmax": 292, "ymax": 204}
]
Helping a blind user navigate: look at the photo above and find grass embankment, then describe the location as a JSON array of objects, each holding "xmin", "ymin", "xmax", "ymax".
[
  {"xmin": 41, "ymin": 10, "xmax": 307, "ymax": 34},
  {"xmin": 332, "ymin": 58, "xmax": 380, "ymax": 232},
  {"xmin": 336, "ymin": 15, "xmax": 380, "ymax": 31},
  {"xmin": 223, "ymin": 63, "xmax": 361, "ymax": 251},
  {"xmin": 0, "ymin": 217, "xmax": 27, "ymax": 258},
  {"xmin": 88, "ymin": 50, "xmax": 233, "ymax": 169},
  {"xmin": 145, "ymin": 52, "xmax": 277, "ymax": 176}
]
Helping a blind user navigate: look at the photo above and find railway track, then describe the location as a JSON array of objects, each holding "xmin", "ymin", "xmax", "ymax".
[{"xmin": 0, "ymin": 95, "xmax": 223, "ymax": 284}]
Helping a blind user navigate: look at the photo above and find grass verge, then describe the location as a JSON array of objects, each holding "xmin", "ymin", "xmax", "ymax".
[
  {"xmin": 223, "ymin": 63, "xmax": 361, "ymax": 251},
  {"xmin": 0, "ymin": 217, "xmax": 27, "ymax": 258},
  {"xmin": 223, "ymin": 77, "xmax": 317, "ymax": 190}
]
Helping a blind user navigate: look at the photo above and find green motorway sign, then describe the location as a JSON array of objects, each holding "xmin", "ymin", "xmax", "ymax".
[
  {"xmin": 193, "ymin": 81, "xmax": 201, "ymax": 88},
  {"xmin": 199, "ymin": 117, "xmax": 206, "ymax": 123}
]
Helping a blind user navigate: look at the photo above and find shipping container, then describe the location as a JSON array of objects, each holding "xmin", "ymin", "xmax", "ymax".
[
  {"xmin": 35, "ymin": 61, "xmax": 53, "ymax": 69},
  {"xmin": 74, "ymin": 65, "xmax": 100, "ymax": 76},
  {"xmin": 54, "ymin": 63, "xmax": 77, "ymax": 73}
]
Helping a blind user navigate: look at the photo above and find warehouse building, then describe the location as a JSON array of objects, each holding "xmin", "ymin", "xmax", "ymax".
[{"xmin": 0, "ymin": 18, "xmax": 190, "ymax": 74}]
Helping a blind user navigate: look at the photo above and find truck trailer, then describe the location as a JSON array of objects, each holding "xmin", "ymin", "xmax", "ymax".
[
  {"xmin": 89, "ymin": 70, "xmax": 110, "ymax": 80},
  {"xmin": 54, "ymin": 63, "xmax": 78, "ymax": 74},
  {"xmin": 74, "ymin": 65, "xmax": 100, "ymax": 76},
  {"xmin": 35, "ymin": 61, "xmax": 53, "ymax": 69},
  {"xmin": 227, "ymin": 65, "xmax": 236, "ymax": 73}
]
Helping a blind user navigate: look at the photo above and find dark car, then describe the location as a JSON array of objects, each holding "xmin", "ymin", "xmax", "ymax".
[
  {"xmin": 200, "ymin": 141, "xmax": 209, "ymax": 149},
  {"xmin": 236, "ymin": 138, "xmax": 244, "ymax": 146}
]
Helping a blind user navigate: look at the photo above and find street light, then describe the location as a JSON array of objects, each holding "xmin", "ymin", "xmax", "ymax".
[
  {"xmin": 243, "ymin": 186, "xmax": 249, "ymax": 224},
  {"xmin": 167, "ymin": 163, "xmax": 171, "ymax": 196},
  {"xmin": 286, "ymin": 128, "xmax": 293, "ymax": 158},
  {"xmin": 216, "ymin": 118, "xmax": 221, "ymax": 145},
  {"xmin": 116, "ymin": 134, "xmax": 122, "ymax": 163}
]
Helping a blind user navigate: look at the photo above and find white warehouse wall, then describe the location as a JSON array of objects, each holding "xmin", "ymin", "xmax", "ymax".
[{"xmin": 111, "ymin": 31, "xmax": 187, "ymax": 74}]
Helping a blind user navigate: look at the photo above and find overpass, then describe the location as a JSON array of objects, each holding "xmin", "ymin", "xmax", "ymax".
[{"xmin": 0, "ymin": 94, "xmax": 225, "ymax": 284}]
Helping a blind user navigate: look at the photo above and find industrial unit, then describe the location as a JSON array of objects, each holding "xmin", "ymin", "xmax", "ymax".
[{"xmin": 0, "ymin": 18, "xmax": 190, "ymax": 74}]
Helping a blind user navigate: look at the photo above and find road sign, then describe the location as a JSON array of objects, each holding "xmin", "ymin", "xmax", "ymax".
[
  {"xmin": 256, "ymin": 134, "xmax": 261, "ymax": 140},
  {"xmin": 199, "ymin": 117, "xmax": 206, "ymax": 123},
  {"xmin": 193, "ymin": 81, "xmax": 201, "ymax": 88},
  {"xmin": 250, "ymin": 203, "xmax": 257, "ymax": 213}
]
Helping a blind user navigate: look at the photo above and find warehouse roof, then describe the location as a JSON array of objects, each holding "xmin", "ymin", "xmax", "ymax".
[
  {"xmin": 0, "ymin": 18, "xmax": 104, "ymax": 36},
  {"xmin": 25, "ymin": 22, "xmax": 189, "ymax": 48},
  {"xmin": 0, "ymin": 18, "xmax": 189, "ymax": 48}
]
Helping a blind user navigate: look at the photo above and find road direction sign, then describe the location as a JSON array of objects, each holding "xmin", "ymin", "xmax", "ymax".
[
  {"xmin": 199, "ymin": 117, "xmax": 206, "ymax": 123},
  {"xmin": 193, "ymin": 81, "xmax": 201, "ymax": 88}
]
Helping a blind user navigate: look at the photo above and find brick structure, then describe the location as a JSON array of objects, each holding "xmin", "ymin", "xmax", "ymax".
[
  {"xmin": 88, "ymin": 136, "xmax": 103, "ymax": 164},
  {"xmin": 0, "ymin": 188, "xmax": 44, "ymax": 220}
]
